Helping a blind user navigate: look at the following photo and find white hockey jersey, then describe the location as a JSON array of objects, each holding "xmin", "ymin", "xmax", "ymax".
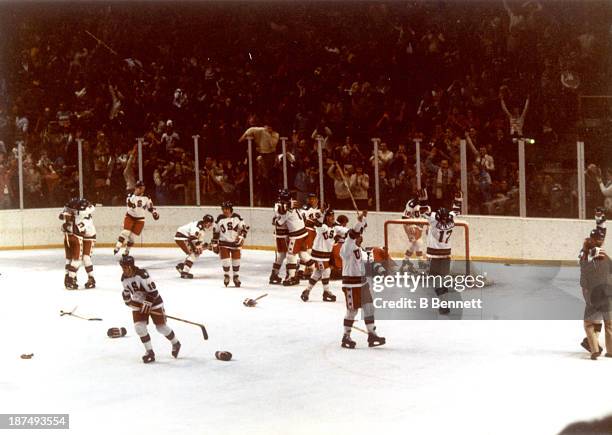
[
  {"xmin": 214, "ymin": 213, "xmax": 248, "ymax": 249},
  {"xmin": 272, "ymin": 202, "xmax": 288, "ymax": 239},
  {"xmin": 121, "ymin": 268, "xmax": 163, "ymax": 311},
  {"xmin": 126, "ymin": 193, "xmax": 156, "ymax": 219},
  {"xmin": 276, "ymin": 207, "xmax": 307, "ymax": 239},
  {"xmin": 75, "ymin": 204, "xmax": 96, "ymax": 238},
  {"xmin": 340, "ymin": 219, "xmax": 368, "ymax": 287},
  {"xmin": 311, "ymin": 224, "xmax": 350, "ymax": 261},
  {"xmin": 422, "ymin": 197, "xmax": 462, "ymax": 258},
  {"xmin": 175, "ymin": 221, "xmax": 212, "ymax": 245},
  {"xmin": 303, "ymin": 205, "xmax": 323, "ymax": 230}
]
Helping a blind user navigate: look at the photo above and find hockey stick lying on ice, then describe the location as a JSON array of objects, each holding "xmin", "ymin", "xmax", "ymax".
[
  {"xmin": 60, "ymin": 306, "xmax": 102, "ymax": 321},
  {"xmin": 243, "ymin": 293, "xmax": 268, "ymax": 307},
  {"xmin": 151, "ymin": 310, "xmax": 208, "ymax": 340}
]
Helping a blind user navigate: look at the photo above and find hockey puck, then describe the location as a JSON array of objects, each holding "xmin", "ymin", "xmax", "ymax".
[
  {"xmin": 107, "ymin": 327, "xmax": 127, "ymax": 338},
  {"xmin": 20, "ymin": 353, "xmax": 34, "ymax": 359},
  {"xmin": 215, "ymin": 351, "xmax": 232, "ymax": 361}
]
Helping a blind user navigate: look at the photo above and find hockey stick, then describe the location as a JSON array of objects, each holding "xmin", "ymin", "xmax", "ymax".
[
  {"xmin": 60, "ymin": 306, "xmax": 102, "ymax": 321},
  {"xmin": 151, "ymin": 310, "xmax": 208, "ymax": 340},
  {"xmin": 335, "ymin": 162, "xmax": 359, "ymax": 211},
  {"xmin": 243, "ymin": 293, "xmax": 268, "ymax": 307},
  {"xmin": 351, "ymin": 325, "xmax": 368, "ymax": 335}
]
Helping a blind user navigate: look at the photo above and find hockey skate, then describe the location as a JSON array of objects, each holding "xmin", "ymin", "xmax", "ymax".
[
  {"xmin": 368, "ymin": 333, "xmax": 386, "ymax": 347},
  {"xmin": 84, "ymin": 276, "xmax": 96, "ymax": 289},
  {"xmin": 176, "ymin": 263, "xmax": 184, "ymax": 274},
  {"xmin": 113, "ymin": 247, "xmax": 120, "ymax": 255},
  {"xmin": 66, "ymin": 278, "xmax": 78, "ymax": 290},
  {"xmin": 233, "ymin": 276, "xmax": 241, "ymax": 288},
  {"xmin": 300, "ymin": 290, "xmax": 310, "ymax": 302},
  {"xmin": 224, "ymin": 275, "xmax": 230, "ymax": 287},
  {"xmin": 142, "ymin": 350, "xmax": 155, "ymax": 364},
  {"xmin": 341, "ymin": 334, "xmax": 356, "ymax": 349},
  {"xmin": 172, "ymin": 341, "xmax": 181, "ymax": 358},
  {"xmin": 181, "ymin": 272, "xmax": 194, "ymax": 279},
  {"xmin": 269, "ymin": 273, "xmax": 282, "ymax": 285},
  {"xmin": 322, "ymin": 291, "xmax": 336, "ymax": 302},
  {"xmin": 297, "ymin": 270, "xmax": 305, "ymax": 281},
  {"xmin": 282, "ymin": 276, "xmax": 299, "ymax": 286},
  {"xmin": 63, "ymin": 274, "xmax": 70, "ymax": 288}
]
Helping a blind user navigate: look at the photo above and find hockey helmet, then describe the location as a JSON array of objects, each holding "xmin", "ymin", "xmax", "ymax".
[
  {"xmin": 278, "ymin": 189, "xmax": 291, "ymax": 203},
  {"xmin": 202, "ymin": 214, "xmax": 214, "ymax": 224},
  {"xmin": 221, "ymin": 201, "xmax": 233, "ymax": 212},
  {"xmin": 135, "ymin": 180, "xmax": 145, "ymax": 188},
  {"xmin": 336, "ymin": 214, "xmax": 349, "ymax": 226},
  {"xmin": 78, "ymin": 198, "xmax": 90, "ymax": 210},
  {"xmin": 119, "ymin": 255, "xmax": 135, "ymax": 267}
]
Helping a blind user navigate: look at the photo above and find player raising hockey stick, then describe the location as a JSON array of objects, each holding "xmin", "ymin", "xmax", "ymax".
[
  {"xmin": 276, "ymin": 195, "xmax": 313, "ymax": 286},
  {"xmin": 300, "ymin": 208, "xmax": 348, "ymax": 303},
  {"xmin": 120, "ymin": 255, "xmax": 180, "ymax": 364},
  {"xmin": 418, "ymin": 188, "xmax": 463, "ymax": 315},
  {"xmin": 269, "ymin": 189, "xmax": 290, "ymax": 284},
  {"xmin": 340, "ymin": 211, "xmax": 385, "ymax": 349},
  {"xmin": 113, "ymin": 180, "xmax": 159, "ymax": 256},
  {"xmin": 211, "ymin": 202, "xmax": 249, "ymax": 287},
  {"xmin": 174, "ymin": 214, "xmax": 214, "ymax": 279}
]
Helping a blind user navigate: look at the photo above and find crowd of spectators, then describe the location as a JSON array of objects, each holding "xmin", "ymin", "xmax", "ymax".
[{"xmin": 0, "ymin": 1, "xmax": 610, "ymax": 217}]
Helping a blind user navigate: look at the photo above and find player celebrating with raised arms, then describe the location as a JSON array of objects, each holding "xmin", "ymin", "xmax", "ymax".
[
  {"xmin": 340, "ymin": 211, "xmax": 385, "ymax": 349},
  {"xmin": 120, "ymin": 255, "xmax": 180, "ymax": 364},
  {"xmin": 174, "ymin": 214, "xmax": 214, "ymax": 279},
  {"xmin": 269, "ymin": 189, "xmax": 290, "ymax": 284},
  {"xmin": 300, "ymin": 208, "xmax": 348, "ymax": 303},
  {"xmin": 114, "ymin": 180, "xmax": 159, "ymax": 256},
  {"xmin": 276, "ymin": 195, "xmax": 313, "ymax": 286},
  {"xmin": 211, "ymin": 202, "xmax": 249, "ymax": 287},
  {"xmin": 418, "ymin": 188, "xmax": 463, "ymax": 315}
]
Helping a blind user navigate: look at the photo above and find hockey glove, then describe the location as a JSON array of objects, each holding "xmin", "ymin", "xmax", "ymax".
[
  {"xmin": 140, "ymin": 301, "xmax": 153, "ymax": 315},
  {"xmin": 152, "ymin": 211, "xmax": 160, "ymax": 221}
]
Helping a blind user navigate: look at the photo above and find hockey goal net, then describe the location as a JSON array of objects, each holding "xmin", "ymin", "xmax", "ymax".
[{"xmin": 384, "ymin": 219, "xmax": 470, "ymax": 274}]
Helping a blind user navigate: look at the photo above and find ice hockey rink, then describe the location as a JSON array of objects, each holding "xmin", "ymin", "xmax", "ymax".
[{"xmin": 1, "ymin": 247, "xmax": 611, "ymax": 435}]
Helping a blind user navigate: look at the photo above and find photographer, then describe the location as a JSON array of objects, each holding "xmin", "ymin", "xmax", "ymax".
[{"xmin": 579, "ymin": 209, "xmax": 611, "ymax": 360}]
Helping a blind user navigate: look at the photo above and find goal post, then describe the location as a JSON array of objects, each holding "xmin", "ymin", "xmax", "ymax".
[{"xmin": 384, "ymin": 219, "xmax": 470, "ymax": 274}]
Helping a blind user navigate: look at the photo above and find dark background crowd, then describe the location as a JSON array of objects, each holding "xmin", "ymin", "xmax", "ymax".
[{"xmin": 0, "ymin": 0, "xmax": 610, "ymax": 217}]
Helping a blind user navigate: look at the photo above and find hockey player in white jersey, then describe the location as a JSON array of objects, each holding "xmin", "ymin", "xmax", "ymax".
[
  {"xmin": 211, "ymin": 202, "xmax": 248, "ymax": 287},
  {"xmin": 300, "ymin": 193, "xmax": 323, "ymax": 280},
  {"xmin": 174, "ymin": 214, "xmax": 214, "ymax": 279},
  {"xmin": 113, "ymin": 180, "xmax": 159, "ymax": 256},
  {"xmin": 269, "ymin": 189, "xmax": 290, "ymax": 284},
  {"xmin": 300, "ymin": 208, "xmax": 348, "ymax": 303},
  {"xmin": 400, "ymin": 195, "xmax": 429, "ymax": 273},
  {"xmin": 120, "ymin": 255, "xmax": 180, "ymax": 364},
  {"xmin": 339, "ymin": 211, "xmax": 385, "ymax": 349},
  {"xmin": 276, "ymin": 196, "xmax": 313, "ymax": 286},
  {"xmin": 418, "ymin": 188, "xmax": 463, "ymax": 315},
  {"xmin": 74, "ymin": 198, "xmax": 97, "ymax": 288}
]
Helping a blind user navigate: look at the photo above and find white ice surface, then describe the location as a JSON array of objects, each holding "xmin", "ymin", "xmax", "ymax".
[{"xmin": 0, "ymin": 248, "xmax": 610, "ymax": 435}]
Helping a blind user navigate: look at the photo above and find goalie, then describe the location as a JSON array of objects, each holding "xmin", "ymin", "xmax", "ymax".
[
  {"xmin": 174, "ymin": 215, "xmax": 214, "ymax": 279},
  {"xmin": 400, "ymin": 194, "xmax": 430, "ymax": 273}
]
